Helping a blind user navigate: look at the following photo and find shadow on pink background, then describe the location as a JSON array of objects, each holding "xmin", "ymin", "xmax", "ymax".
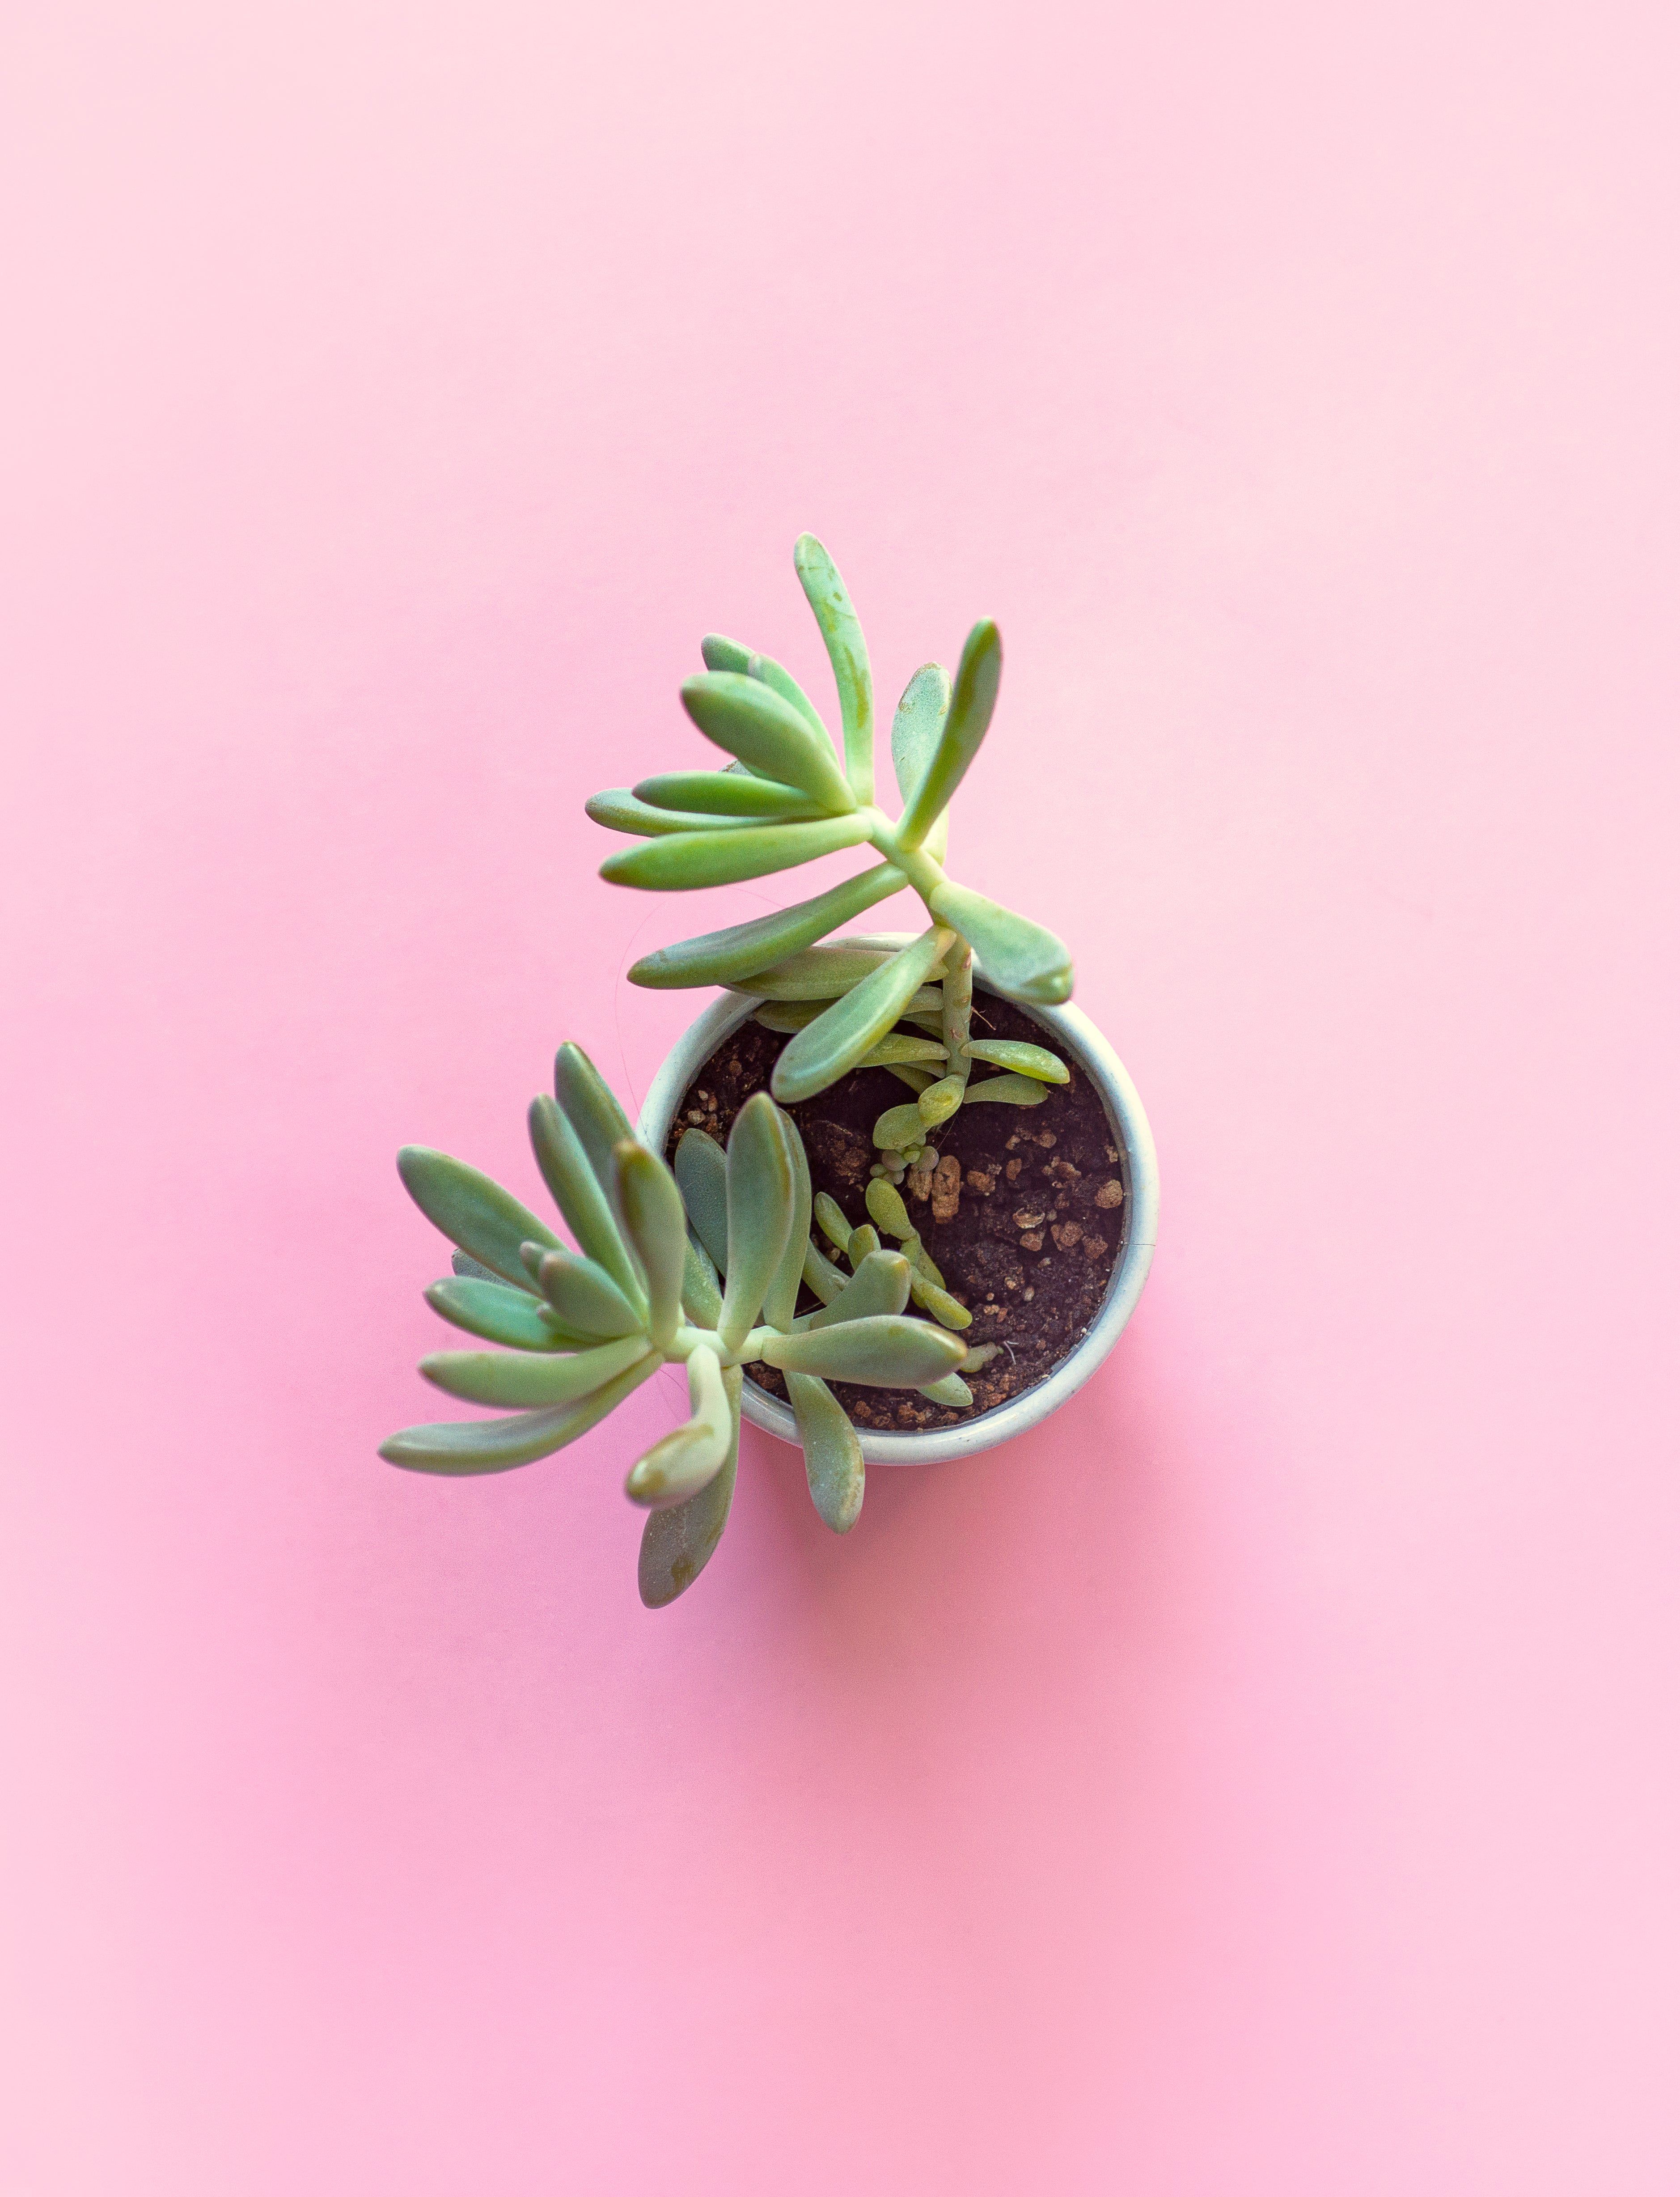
[{"xmin": 3, "ymin": 1, "xmax": 1677, "ymax": 2189}]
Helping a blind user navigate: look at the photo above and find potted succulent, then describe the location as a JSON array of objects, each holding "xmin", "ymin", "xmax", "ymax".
[{"xmin": 383, "ymin": 537, "xmax": 1157, "ymax": 1604}]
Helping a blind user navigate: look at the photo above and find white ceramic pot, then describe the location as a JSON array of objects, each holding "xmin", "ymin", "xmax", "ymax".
[{"xmin": 635, "ymin": 933, "xmax": 1159, "ymax": 1465}]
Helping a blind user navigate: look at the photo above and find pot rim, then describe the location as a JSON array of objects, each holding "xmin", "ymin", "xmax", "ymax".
[{"xmin": 634, "ymin": 932, "xmax": 1159, "ymax": 1465}]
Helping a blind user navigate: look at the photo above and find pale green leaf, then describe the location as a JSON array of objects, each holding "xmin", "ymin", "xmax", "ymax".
[
  {"xmin": 627, "ymin": 864, "xmax": 905, "ymax": 990},
  {"xmin": 746, "ymin": 650, "xmax": 829, "ymax": 741},
  {"xmin": 730, "ymin": 943, "xmax": 904, "ymax": 1000},
  {"xmin": 633, "ymin": 771, "xmax": 822, "ymax": 820},
  {"xmin": 420, "ymin": 1332, "xmax": 652, "ymax": 1408},
  {"xmin": 926, "ymin": 878, "xmax": 1072, "ymax": 1005},
  {"xmin": 585, "ymin": 789, "xmax": 768, "ymax": 837},
  {"xmin": 754, "ymin": 982, "xmax": 943, "ymax": 1033},
  {"xmin": 553, "ymin": 1045, "xmax": 636, "ymax": 1200},
  {"xmin": 397, "ymin": 1147, "xmax": 559, "ymax": 1292},
  {"xmin": 890, "ymin": 661, "xmax": 952, "ymax": 810},
  {"xmin": 681, "ymin": 1235, "xmax": 723, "ymax": 1327},
  {"xmin": 533, "ymin": 1248, "xmax": 647, "ymax": 1338},
  {"xmin": 858, "ymin": 1033, "xmax": 947, "ymax": 1067},
  {"xmin": 961, "ymin": 1072, "xmax": 1049, "ymax": 1108},
  {"xmin": 812, "ymin": 1191, "xmax": 851, "ymax": 1254},
  {"xmin": 674, "ymin": 1128, "xmax": 729, "ymax": 1272},
  {"xmin": 638, "ymin": 1365, "xmax": 742, "ymax": 1605},
  {"xmin": 962, "ymin": 1038, "xmax": 1069, "ymax": 1082},
  {"xmin": 761, "ymin": 1108, "xmax": 812, "ymax": 1331},
  {"xmin": 786, "ymin": 1371, "xmax": 865, "ymax": 1532},
  {"xmin": 762, "ymin": 1315, "xmax": 967, "ymax": 1388},
  {"xmin": 527, "ymin": 1094, "xmax": 646, "ymax": 1311},
  {"xmin": 719, "ymin": 1091, "xmax": 793, "ymax": 1351},
  {"xmin": 917, "ymin": 1371, "xmax": 973, "ymax": 1407},
  {"xmin": 793, "ymin": 533, "xmax": 874, "ymax": 802},
  {"xmin": 680, "ymin": 670, "xmax": 856, "ymax": 811},
  {"xmin": 803, "ymin": 1240, "xmax": 847, "ymax": 1305},
  {"xmin": 600, "ymin": 813, "xmax": 872, "ymax": 891},
  {"xmin": 804, "ymin": 1249, "xmax": 911, "ymax": 1328},
  {"xmin": 625, "ymin": 1346, "xmax": 732, "ymax": 1508},
  {"xmin": 769, "ymin": 927, "xmax": 953, "ymax": 1105},
  {"xmin": 701, "ymin": 633, "xmax": 753, "ymax": 673},
  {"xmin": 864, "ymin": 1178, "xmax": 913, "ymax": 1239},
  {"xmin": 882, "ymin": 1063, "xmax": 936, "ymax": 1094},
  {"xmin": 613, "ymin": 1141, "xmax": 688, "ymax": 1351},
  {"xmin": 896, "ymin": 620, "xmax": 1002, "ymax": 850},
  {"xmin": 423, "ymin": 1277, "xmax": 584, "ymax": 1352},
  {"xmin": 381, "ymin": 1354, "xmax": 659, "ymax": 1475},
  {"xmin": 942, "ymin": 939, "xmax": 974, "ymax": 1094},
  {"xmin": 846, "ymin": 1225, "xmax": 880, "ymax": 1269},
  {"xmin": 872, "ymin": 1102, "xmax": 925, "ymax": 1149},
  {"xmin": 917, "ymin": 1074, "xmax": 965, "ymax": 1128}
]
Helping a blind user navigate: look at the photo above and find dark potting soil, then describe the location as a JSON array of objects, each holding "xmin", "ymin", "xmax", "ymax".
[{"xmin": 662, "ymin": 995, "xmax": 1128, "ymax": 1431}]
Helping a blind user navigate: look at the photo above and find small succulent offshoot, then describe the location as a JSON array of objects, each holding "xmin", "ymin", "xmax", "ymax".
[
  {"xmin": 587, "ymin": 536, "xmax": 1076, "ymax": 1125},
  {"xmin": 382, "ymin": 1043, "xmax": 968, "ymax": 1605}
]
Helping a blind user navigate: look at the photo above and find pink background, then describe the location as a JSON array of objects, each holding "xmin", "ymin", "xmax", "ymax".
[{"xmin": 4, "ymin": 1, "xmax": 1677, "ymax": 2189}]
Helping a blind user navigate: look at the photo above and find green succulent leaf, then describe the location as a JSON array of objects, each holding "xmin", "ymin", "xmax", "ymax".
[
  {"xmin": 625, "ymin": 1346, "xmax": 733, "ymax": 1509},
  {"xmin": 553, "ymin": 1045, "xmax": 637, "ymax": 1201},
  {"xmin": 626, "ymin": 865, "xmax": 905, "ymax": 991},
  {"xmin": 882, "ymin": 1062, "xmax": 936, "ymax": 1094},
  {"xmin": 786, "ymin": 1371, "xmax": 865, "ymax": 1532},
  {"xmin": 896, "ymin": 619, "xmax": 1002, "ymax": 851},
  {"xmin": 533, "ymin": 1247, "xmax": 647, "ymax": 1338},
  {"xmin": 613, "ymin": 1140, "xmax": 688, "ymax": 1351},
  {"xmin": 381, "ymin": 1353, "xmax": 659, "ymax": 1476},
  {"xmin": 423, "ymin": 1276, "xmax": 585, "ymax": 1351},
  {"xmin": 719, "ymin": 1091, "xmax": 794, "ymax": 1351},
  {"xmin": 926, "ymin": 878, "xmax": 1072, "ymax": 1005},
  {"xmin": 769, "ymin": 927, "xmax": 953, "ymax": 1105},
  {"xmin": 858, "ymin": 1033, "xmax": 947, "ymax": 1067},
  {"xmin": 803, "ymin": 1239, "xmax": 847, "ymax": 1304},
  {"xmin": 762, "ymin": 1315, "xmax": 967, "ymax": 1388},
  {"xmin": 632, "ymin": 771, "xmax": 823, "ymax": 820},
  {"xmin": 793, "ymin": 534, "xmax": 874, "ymax": 803},
  {"xmin": 942, "ymin": 939, "xmax": 975, "ymax": 1094},
  {"xmin": 846, "ymin": 1225, "xmax": 880, "ymax": 1269},
  {"xmin": 397, "ymin": 1147, "xmax": 560, "ymax": 1293},
  {"xmin": 731, "ymin": 943, "xmax": 909, "ymax": 1000},
  {"xmin": 638, "ymin": 1364, "xmax": 742, "ymax": 1606},
  {"xmin": 962, "ymin": 1038, "xmax": 1069, "ymax": 1082},
  {"xmin": 701, "ymin": 633, "xmax": 753, "ymax": 673},
  {"xmin": 918, "ymin": 1371, "xmax": 974, "ymax": 1407},
  {"xmin": 812, "ymin": 1191, "xmax": 851, "ymax": 1254},
  {"xmin": 959, "ymin": 1344, "xmax": 1003, "ymax": 1373},
  {"xmin": 961, "ymin": 1071, "xmax": 1050, "ymax": 1108},
  {"xmin": 673, "ymin": 1128, "xmax": 729, "ymax": 1273},
  {"xmin": 419, "ymin": 1332, "xmax": 653, "ymax": 1408},
  {"xmin": 917, "ymin": 1073, "xmax": 966, "ymax": 1128},
  {"xmin": 600, "ymin": 812, "xmax": 872, "ymax": 891},
  {"xmin": 753, "ymin": 983, "xmax": 944, "ymax": 1033},
  {"xmin": 804, "ymin": 1248, "xmax": 911, "ymax": 1328},
  {"xmin": 527, "ymin": 1094, "xmax": 647, "ymax": 1312},
  {"xmin": 761, "ymin": 1107, "xmax": 812, "ymax": 1331},
  {"xmin": 909, "ymin": 1278, "xmax": 971, "ymax": 1329},
  {"xmin": 679, "ymin": 671, "xmax": 857, "ymax": 812},
  {"xmin": 681, "ymin": 1235, "xmax": 724, "ymax": 1327},
  {"xmin": 872, "ymin": 1101, "xmax": 926, "ymax": 1149},
  {"xmin": 890, "ymin": 661, "xmax": 952, "ymax": 811},
  {"xmin": 585, "ymin": 789, "xmax": 770, "ymax": 837},
  {"xmin": 746, "ymin": 650, "xmax": 830, "ymax": 742},
  {"xmin": 450, "ymin": 1250, "xmax": 502, "ymax": 1282}
]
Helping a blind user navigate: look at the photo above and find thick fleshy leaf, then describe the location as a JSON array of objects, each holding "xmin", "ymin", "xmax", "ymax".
[
  {"xmin": 787, "ymin": 1371, "xmax": 865, "ymax": 1532},
  {"xmin": 681, "ymin": 1235, "xmax": 723, "ymax": 1326},
  {"xmin": 424, "ymin": 1277, "xmax": 586, "ymax": 1352},
  {"xmin": 942, "ymin": 939, "xmax": 974, "ymax": 1094},
  {"xmin": 961, "ymin": 1072, "xmax": 1050, "ymax": 1108},
  {"xmin": 761, "ymin": 1315, "xmax": 967, "ymax": 1388},
  {"xmin": 793, "ymin": 534, "xmax": 874, "ymax": 802},
  {"xmin": 761, "ymin": 1108, "xmax": 812, "ymax": 1331},
  {"xmin": 673, "ymin": 1128, "xmax": 729, "ymax": 1273},
  {"xmin": 553, "ymin": 1044, "xmax": 636, "ymax": 1199},
  {"xmin": 910, "ymin": 1278, "xmax": 971, "ymax": 1329},
  {"xmin": 872, "ymin": 1102, "xmax": 925, "ymax": 1149},
  {"xmin": 380, "ymin": 1354, "xmax": 659, "ymax": 1475},
  {"xmin": 625, "ymin": 1347, "xmax": 733, "ymax": 1509},
  {"xmin": 858, "ymin": 1033, "xmax": 947, "ymax": 1067},
  {"xmin": 420, "ymin": 1332, "xmax": 652, "ymax": 1408},
  {"xmin": 585, "ymin": 789, "xmax": 767, "ymax": 837},
  {"xmin": 600, "ymin": 813, "xmax": 872, "ymax": 891},
  {"xmin": 627, "ymin": 865, "xmax": 905, "ymax": 991},
  {"xmin": 917, "ymin": 1074, "xmax": 966, "ymax": 1128},
  {"xmin": 846, "ymin": 1225, "xmax": 880, "ymax": 1269},
  {"xmin": 719, "ymin": 1091, "xmax": 793, "ymax": 1351},
  {"xmin": 927, "ymin": 878, "xmax": 1072, "ymax": 1005},
  {"xmin": 397, "ymin": 1147, "xmax": 559, "ymax": 1292},
  {"xmin": 753, "ymin": 983, "xmax": 944, "ymax": 1032},
  {"xmin": 730, "ymin": 943, "xmax": 900, "ymax": 1000},
  {"xmin": 962, "ymin": 1038, "xmax": 1068, "ymax": 1082},
  {"xmin": 896, "ymin": 620, "xmax": 1002, "ymax": 850},
  {"xmin": 812, "ymin": 1192, "xmax": 851, "ymax": 1253},
  {"xmin": 804, "ymin": 1249, "xmax": 911, "ymax": 1328},
  {"xmin": 701, "ymin": 633, "xmax": 753, "ymax": 673},
  {"xmin": 632, "ymin": 770, "xmax": 822, "ymax": 820},
  {"xmin": 769, "ymin": 927, "xmax": 953, "ymax": 1105},
  {"xmin": 638, "ymin": 1365, "xmax": 742, "ymax": 1606},
  {"xmin": 882, "ymin": 1063, "xmax": 936, "ymax": 1094},
  {"xmin": 450, "ymin": 1250, "xmax": 501, "ymax": 1282},
  {"xmin": 864, "ymin": 1179, "xmax": 913, "ymax": 1238},
  {"xmin": 891, "ymin": 661, "xmax": 952, "ymax": 810},
  {"xmin": 803, "ymin": 1240, "xmax": 846, "ymax": 1304},
  {"xmin": 748, "ymin": 650, "xmax": 830, "ymax": 741},
  {"xmin": 917, "ymin": 1371, "xmax": 974, "ymax": 1407},
  {"xmin": 679, "ymin": 671, "xmax": 856, "ymax": 811},
  {"xmin": 533, "ymin": 1248, "xmax": 647, "ymax": 1338},
  {"xmin": 613, "ymin": 1141, "xmax": 688, "ymax": 1350},
  {"xmin": 527, "ymin": 1094, "xmax": 646, "ymax": 1311}
]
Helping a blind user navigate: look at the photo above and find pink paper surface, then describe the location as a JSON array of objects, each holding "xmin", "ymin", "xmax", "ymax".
[{"xmin": 4, "ymin": 2, "xmax": 1677, "ymax": 2189}]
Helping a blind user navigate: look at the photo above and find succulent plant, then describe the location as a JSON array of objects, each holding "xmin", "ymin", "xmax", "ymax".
[
  {"xmin": 382, "ymin": 1043, "xmax": 969, "ymax": 1604},
  {"xmin": 586, "ymin": 537, "xmax": 1075, "ymax": 1153}
]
